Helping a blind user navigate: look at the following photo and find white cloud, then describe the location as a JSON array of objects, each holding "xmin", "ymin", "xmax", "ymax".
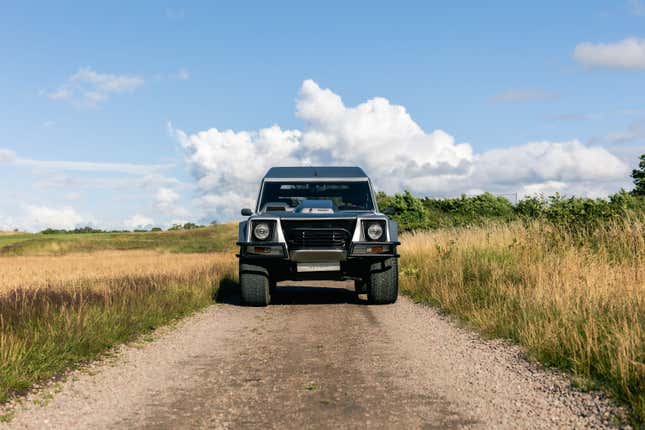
[
  {"xmin": 0, "ymin": 205, "xmax": 90, "ymax": 232},
  {"xmin": 47, "ymin": 67, "xmax": 145, "ymax": 106},
  {"xmin": 521, "ymin": 181, "xmax": 567, "ymax": 196},
  {"xmin": 172, "ymin": 80, "xmax": 631, "ymax": 221},
  {"xmin": 491, "ymin": 89, "xmax": 559, "ymax": 103},
  {"xmin": 0, "ymin": 148, "xmax": 15, "ymax": 162},
  {"xmin": 573, "ymin": 38, "xmax": 645, "ymax": 69},
  {"xmin": 472, "ymin": 140, "xmax": 627, "ymax": 184},
  {"xmin": 156, "ymin": 187, "xmax": 180, "ymax": 207},
  {"xmin": 25, "ymin": 205, "xmax": 86, "ymax": 230},
  {"xmin": 14, "ymin": 158, "xmax": 172, "ymax": 175},
  {"xmin": 400, "ymin": 140, "xmax": 629, "ymax": 197},
  {"xmin": 154, "ymin": 187, "xmax": 189, "ymax": 218},
  {"xmin": 124, "ymin": 214, "xmax": 155, "ymax": 229}
]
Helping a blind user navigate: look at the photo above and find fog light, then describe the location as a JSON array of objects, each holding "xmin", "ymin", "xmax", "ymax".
[
  {"xmin": 247, "ymin": 245, "xmax": 284, "ymax": 256},
  {"xmin": 352, "ymin": 244, "xmax": 391, "ymax": 255}
]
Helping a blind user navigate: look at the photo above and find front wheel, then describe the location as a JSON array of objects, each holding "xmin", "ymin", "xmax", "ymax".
[
  {"xmin": 239, "ymin": 263, "xmax": 270, "ymax": 306},
  {"xmin": 367, "ymin": 257, "xmax": 398, "ymax": 304}
]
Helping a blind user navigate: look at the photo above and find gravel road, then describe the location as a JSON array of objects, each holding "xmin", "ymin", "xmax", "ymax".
[{"xmin": 1, "ymin": 281, "xmax": 627, "ymax": 429}]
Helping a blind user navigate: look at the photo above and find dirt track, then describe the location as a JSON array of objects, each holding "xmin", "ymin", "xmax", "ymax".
[{"xmin": 2, "ymin": 282, "xmax": 625, "ymax": 429}]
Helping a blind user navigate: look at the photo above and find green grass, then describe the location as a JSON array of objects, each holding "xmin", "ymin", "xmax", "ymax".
[
  {"xmin": 0, "ymin": 258, "xmax": 237, "ymax": 402},
  {"xmin": 0, "ymin": 224, "xmax": 237, "ymax": 256},
  {"xmin": 0, "ymin": 234, "xmax": 33, "ymax": 249}
]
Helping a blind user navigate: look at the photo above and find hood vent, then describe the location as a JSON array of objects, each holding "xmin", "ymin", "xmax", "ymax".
[{"xmin": 295, "ymin": 199, "xmax": 335, "ymax": 214}]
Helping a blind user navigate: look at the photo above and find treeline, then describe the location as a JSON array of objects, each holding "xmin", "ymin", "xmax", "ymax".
[
  {"xmin": 40, "ymin": 222, "xmax": 211, "ymax": 235},
  {"xmin": 377, "ymin": 190, "xmax": 645, "ymax": 232}
]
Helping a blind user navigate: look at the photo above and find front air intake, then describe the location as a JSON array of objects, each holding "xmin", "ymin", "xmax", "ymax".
[{"xmin": 281, "ymin": 220, "xmax": 356, "ymax": 250}]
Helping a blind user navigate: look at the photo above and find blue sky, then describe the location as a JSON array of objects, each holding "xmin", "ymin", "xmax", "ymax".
[{"xmin": 1, "ymin": 1, "xmax": 644, "ymax": 231}]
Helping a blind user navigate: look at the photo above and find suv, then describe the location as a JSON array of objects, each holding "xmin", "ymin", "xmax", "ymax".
[{"xmin": 237, "ymin": 166, "xmax": 399, "ymax": 306}]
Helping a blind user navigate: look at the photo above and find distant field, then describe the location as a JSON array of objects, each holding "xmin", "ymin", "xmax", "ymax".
[
  {"xmin": 0, "ymin": 233, "xmax": 33, "ymax": 249},
  {"xmin": 0, "ymin": 224, "xmax": 238, "ymax": 256}
]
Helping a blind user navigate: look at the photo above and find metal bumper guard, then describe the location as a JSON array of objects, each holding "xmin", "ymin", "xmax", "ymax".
[{"xmin": 237, "ymin": 241, "xmax": 400, "ymax": 259}]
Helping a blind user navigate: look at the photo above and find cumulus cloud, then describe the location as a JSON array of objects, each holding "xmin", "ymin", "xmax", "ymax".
[
  {"xmin": 47, "ymin": 67, "xmax": 145, "ymax": 106},
  {"xmin": 0, "ymin": 205, "xmax": 90, "ymax": 232},
  {"xmin": 124, "ymin": 214, "xmax": 155, "ymax": 230},
  {"xmin": 172, "ymin": 80, "xmax": 630, "ymax": 221},
  {"xmin": 573, "ymin": 38, "xmax": 645, "ymax": 69}
]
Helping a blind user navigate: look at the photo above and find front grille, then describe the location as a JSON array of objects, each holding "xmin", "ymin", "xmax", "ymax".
[{"xmin": 281, "ymin": 220, "xmax": 356, "ymax": 249}]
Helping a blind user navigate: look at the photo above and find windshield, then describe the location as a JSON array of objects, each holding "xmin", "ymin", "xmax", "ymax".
[{"xmin": 259, "ymin": 181, "xmax": 374, "ymax": 212}]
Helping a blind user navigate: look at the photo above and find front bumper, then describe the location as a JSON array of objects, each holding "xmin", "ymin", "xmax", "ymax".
[{"xmin": 236, "ymin": 241, "xmax": 400, "ymax": 260}]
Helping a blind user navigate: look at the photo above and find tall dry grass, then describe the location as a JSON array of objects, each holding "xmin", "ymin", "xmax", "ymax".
[
  {"xmin": 0, "ymin": 251, "xmax": 236, "ymax": 401},
  {"xmin": 399, "ymin": 221, "xmax": 645, "ymax": 423},
  {"xmin": 0, "ymin": 250, "xmax": 229, "ymax": 292}
]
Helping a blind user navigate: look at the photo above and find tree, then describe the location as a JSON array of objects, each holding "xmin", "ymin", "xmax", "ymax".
[{"xmin": 631, "ymin": 154, "xmax": 645, "ymax": 196}]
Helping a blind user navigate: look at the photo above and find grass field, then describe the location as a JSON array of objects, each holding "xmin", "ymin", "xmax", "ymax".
[
  {"xmin": 399, "ymin": 221, "xmax": 645, "ymax": 424},
  {"xmin": 0, "ymin": 247, "xmax": 237, "ymax": 402},
  {"xmin": 0, "ymin": 233, "xmax": 32, "ymax": 249},
  {"xmin": 1, "ymin": 221, "xmax": 643, "ymax": 424},
  {"xmin": 0, "ymin": 224, "xmax": 237, "ymax": 256}
]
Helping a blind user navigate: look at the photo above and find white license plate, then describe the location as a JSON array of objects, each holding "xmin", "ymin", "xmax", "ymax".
[{"xmin": 297, "ymin": 262, "xmax": 340, "ymax": 272}]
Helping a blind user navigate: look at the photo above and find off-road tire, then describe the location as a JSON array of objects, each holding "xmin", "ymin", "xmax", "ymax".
[
  {"xmin": 367, "ymin": 257, "xmax": 398, "ymax": 304},
  {"xmin": 239, "ymin": 263, "xmax": 270, "ymax": 306}
]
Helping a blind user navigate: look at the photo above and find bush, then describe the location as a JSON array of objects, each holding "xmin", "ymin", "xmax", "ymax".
[{"xmin": 378, "ymin": 190, "xmax": 645, "ymax": 233}]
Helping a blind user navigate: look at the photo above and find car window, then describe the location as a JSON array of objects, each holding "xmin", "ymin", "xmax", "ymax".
[{"xmin": 259, "ymin": 181, "xmax": 374, "ymax": 211}]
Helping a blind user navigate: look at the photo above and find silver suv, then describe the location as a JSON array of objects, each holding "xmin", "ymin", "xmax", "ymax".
[{"xmin": 237, "ymin": 166, "xmax": 399, "ymax": 306}]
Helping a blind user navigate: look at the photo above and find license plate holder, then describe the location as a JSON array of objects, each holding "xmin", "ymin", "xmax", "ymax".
[{"xmin": 296, "ymin": 262, "xmax": 340, "ymax": 272}]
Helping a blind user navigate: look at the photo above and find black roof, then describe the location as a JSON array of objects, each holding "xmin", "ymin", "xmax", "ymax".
[{"xmin": 263, "ymin": 166, "xmax": 367, "ymax": 179}]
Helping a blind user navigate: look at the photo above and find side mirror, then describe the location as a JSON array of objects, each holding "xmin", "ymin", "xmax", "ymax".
[
  {"xmin": 241, "ymin": 208, "xmax": 253, "ymax": 216},
  {"xmin": 382, "ymin": 207, "xmax": 396, "ymax": 215}
]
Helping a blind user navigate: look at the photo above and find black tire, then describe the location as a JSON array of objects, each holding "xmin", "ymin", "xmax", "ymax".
[
  {"xmin": 239, "ymin": 263, "xmax": 270, "ymax": 306},
  {"xmin": 367, "ymin": 257, "xmax": 398, "ymax": 304}
]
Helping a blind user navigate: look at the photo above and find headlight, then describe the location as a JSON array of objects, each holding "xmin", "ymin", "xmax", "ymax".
[
  {"xmin": 253, "ymin": 222, "xmax": 271, "ymax": 241},
  {"xmin": 366, "ymin": 223, "xmax": 384, "ymax": 241}
]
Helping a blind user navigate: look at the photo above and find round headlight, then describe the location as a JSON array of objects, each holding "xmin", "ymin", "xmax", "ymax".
[
  {"xmin": 253, "ymin": 223, "xmax": 271, "ymax": 241},
  {"xmin": 367, "ymin": 223, "xmax": 384, "ymax": 240}
]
